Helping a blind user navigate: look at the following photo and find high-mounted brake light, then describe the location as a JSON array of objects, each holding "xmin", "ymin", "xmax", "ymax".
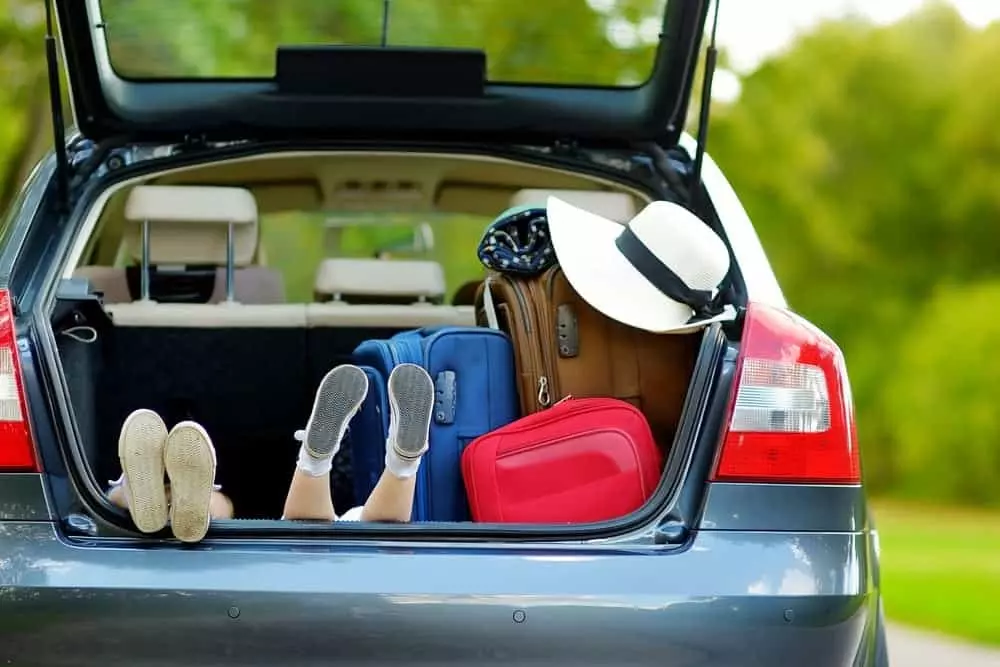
[
  {"xmin": 0, "ymin": 290, "xmax": 36, "ymax": 471},
  {"xmin": 712, "ymin": 302, "xmax": 860, "ymax": 484}
]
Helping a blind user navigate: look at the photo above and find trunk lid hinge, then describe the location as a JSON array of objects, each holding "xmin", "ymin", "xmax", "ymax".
[
  {"xmin": 44, "ymin": 0, "xmax": 70, "ymax": 215},
  {"xmin": 551, "ymin": 138, "xmax": 584, "ymax": 159},
  {"xmin": 176, "ymin": 133, "xmax": 212, "ymax": 154}
]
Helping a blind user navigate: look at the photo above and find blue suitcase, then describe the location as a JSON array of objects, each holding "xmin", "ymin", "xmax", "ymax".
[{"xmin": 351, "ymin": 326, "xmax": 519, "ymax": 521}]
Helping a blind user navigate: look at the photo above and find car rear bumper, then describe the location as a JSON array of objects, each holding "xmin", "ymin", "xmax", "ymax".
[{"xmin": 0, "ymin": 521, "xmax": 879, "ymax": 666}]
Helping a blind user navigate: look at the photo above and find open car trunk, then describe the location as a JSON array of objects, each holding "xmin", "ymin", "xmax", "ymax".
[{"xmin": 51, "ymin": 279, "xmax": 723, "ymax": 534}]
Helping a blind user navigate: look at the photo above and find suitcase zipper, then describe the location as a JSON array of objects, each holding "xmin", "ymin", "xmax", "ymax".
[
  {"xmin": 537, "ymin": 376, "xmax": 551, "ymax": 407},
  {"xmin": 500, "ymin": 274, "xmax": 552, "ymax": 410},
  {"xmin": 533, "ymin": 269, "xmax": 567, "ymax": 407}
]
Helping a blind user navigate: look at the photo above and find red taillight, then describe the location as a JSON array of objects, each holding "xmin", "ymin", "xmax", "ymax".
[
  {"xmin": 712, "ymin": 302, "xmax": 860, "ymax": 484},
  {"xmin": 0, "ymin": 290, "xmax": 36, "ymax": 471}
]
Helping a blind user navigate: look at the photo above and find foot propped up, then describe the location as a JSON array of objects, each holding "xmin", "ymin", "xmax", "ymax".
[
  {"xmin": 164, "ymin": 421, "xmax": 217, "ymax": 543},
  {"xmin": 385, "ymin": 363, "xmax": 434, "ymax": 479},
  {"xmin": 117, "ymin": 409, "xmax": 169, "ymax": 533},
  {"xmin": 296, "ymin": 364, "xmax": 369, "ymax": 476}
]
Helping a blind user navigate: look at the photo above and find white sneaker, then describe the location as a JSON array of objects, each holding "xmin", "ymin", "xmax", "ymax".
[
  {"xmin": 300, "ymin": 365, "xmax": 369, "ymax": 459},
  {"xmin": 117, "ymin": 409, "xmax": 169, "ymax": 534},
  {"xmin": 164, "ymin": 421, "xmax": 217, "ymax": 543},
  {"xmin": 387, "ymin": 363, "xmax": 433, "ymax": 461}
]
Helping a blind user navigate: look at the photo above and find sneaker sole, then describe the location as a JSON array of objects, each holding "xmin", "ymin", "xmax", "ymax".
[
  {"xmin": 164, "ymin": 422, "xmax": 217, "ymax": 543},
  {"xmin": 304, "ymin": 364, "xmax": 369, "ymax": 459},
  {"xmin": 388, "ymin": 363, "xmax": 434, "ymax": 460},
  {"xmin": 118, "ymin": 409, "xmax": 169, "ymax": 534}
]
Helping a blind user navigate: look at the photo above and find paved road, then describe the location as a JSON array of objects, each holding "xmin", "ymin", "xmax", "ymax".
[{"xmin": 888, "ymin": 623, "xmax": 1000, "ymax": 666}]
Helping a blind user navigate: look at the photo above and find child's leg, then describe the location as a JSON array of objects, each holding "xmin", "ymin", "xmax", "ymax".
[
  {"xmin": 111, "ymin": 486, "xmax": 233, "ymax": 517},
  {"xmin": 359, "ymin": 363, "xmax": 433, "ymax": 523},
  {"xmin": 282, "ymin": 365, "xmax": 369, "ymax": 521},
  {"xmin": 108, "ymin": 485, "xmax": 233, "ymax": 521},
  {"xmin": 113, "ymin": 409, "xmax": 169, "ymax": 533},
  {"xmin": 164, "ymin": 421, "xmax": 226, "ymax": 542}
]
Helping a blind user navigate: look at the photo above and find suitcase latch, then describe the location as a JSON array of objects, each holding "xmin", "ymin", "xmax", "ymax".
[
  {"xmin": 557, "ymin": 304, "xmax": 579, "ymax": 358},
  {"xmin": 434, "ymin": 370, "xmax": 457, "ymax": 425}
]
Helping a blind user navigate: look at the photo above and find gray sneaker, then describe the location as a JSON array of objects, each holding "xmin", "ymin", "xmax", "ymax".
[
  {"xmin": 302, "ymin": 364, "xmax": 369, "ymax": 459},
  {"xmin": 387, "ymin": 363, "xmax": 434, "ymax": 461}
]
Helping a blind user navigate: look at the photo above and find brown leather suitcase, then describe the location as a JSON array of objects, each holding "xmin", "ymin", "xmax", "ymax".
[{"xmin": 476, "ymin": 265, "xmax": 701, "ymax": 449}]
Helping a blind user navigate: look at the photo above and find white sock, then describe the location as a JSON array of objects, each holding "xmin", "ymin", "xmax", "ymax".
[
  {"xmin": 293, "ymin": 430, "xmax": 337, "ymax": 477},
  {"xmin": 384, "ymin": 445, "xmax": 422, "ymax": 479}
]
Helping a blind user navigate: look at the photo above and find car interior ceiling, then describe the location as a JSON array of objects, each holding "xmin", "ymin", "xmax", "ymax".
[{"xmin": 54, "ymin": 151, "xmax": 699, "ymax": 523}]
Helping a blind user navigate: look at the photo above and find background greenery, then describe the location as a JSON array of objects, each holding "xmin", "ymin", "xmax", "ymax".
[{"xmin": 3, "ymin": 0, "xmax": 998, "ymax": 644}]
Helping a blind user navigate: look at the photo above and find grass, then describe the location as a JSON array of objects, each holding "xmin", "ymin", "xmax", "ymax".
[{"xmin": 872, "ymin": 499, "xmax": 1000, "ymax": 646}]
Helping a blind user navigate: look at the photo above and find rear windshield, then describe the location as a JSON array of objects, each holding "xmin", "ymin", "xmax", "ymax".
[{"xmin": 97, "ymin": 0, "xmax": 669, "ymax": 86}]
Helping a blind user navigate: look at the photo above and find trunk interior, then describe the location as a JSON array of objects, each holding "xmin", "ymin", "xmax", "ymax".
[
  {"xmin": 49, "ymin": 147, "xmax": 711, "ymax": 530},
  {"xmin": 54, "ymin": 300, "xmax": 703, "ymax": 522}
]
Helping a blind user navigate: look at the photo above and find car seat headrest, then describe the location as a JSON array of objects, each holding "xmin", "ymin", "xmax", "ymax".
[
  {"xmin": 123, "ymin": 185, "xmax": 259, "ymax": 267},
  {"xmin": 509, "ymin": 188, "xmax": 638, "ymax": 223},
  {"xmin": 314, "ymin": 258, "xmax": 446, "ymax": 304}
]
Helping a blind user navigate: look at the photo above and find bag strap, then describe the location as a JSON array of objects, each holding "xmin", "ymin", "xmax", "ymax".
[{"xmin": 481, "ymin": 275, "xmax": 500, "ymax": 330}]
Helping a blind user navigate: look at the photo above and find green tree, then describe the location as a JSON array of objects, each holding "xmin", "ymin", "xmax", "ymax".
[
  {"xmin": 707, "ymin": 2, "xmax": 997, "ymax": 493},
  {"xmin": 882, "ymin": 281, "xmax": 1000, "ymax": 506}
]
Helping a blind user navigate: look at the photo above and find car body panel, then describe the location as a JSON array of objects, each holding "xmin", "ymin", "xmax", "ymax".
[
  {"xmin": 54, "ymin": 0, "xmax": 710, "ymax": 144},
  {"xmin": 0, "ymin": 473, "xmax": 51, "ymax": 520},
  {"xmin": 0, "ymin": 522, "xmax": 874, "ymax": 666},
  {"xmin": 699, "ymin": 483, "xmax": 867, "ymax": 533}
]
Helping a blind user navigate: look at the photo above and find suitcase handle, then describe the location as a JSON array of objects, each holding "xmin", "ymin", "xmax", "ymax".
[{"xmin": 481, "ymin": 277, "xmax": 501, "ymax": 330}]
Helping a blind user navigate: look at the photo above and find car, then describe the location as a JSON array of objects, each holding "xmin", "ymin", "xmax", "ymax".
[{"xmin": 0, "ymin": 0, "xmax": 887, "ymax": 665}]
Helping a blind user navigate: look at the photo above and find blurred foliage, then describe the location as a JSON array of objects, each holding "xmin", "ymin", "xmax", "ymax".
[
  {"xmin": 708, "ymin": 2, "xmax": 1000, "ymax": 503},
  {"xmin": 1, "ymin": 0, "xmax": 998, "ymax": 503},
  {"xmin": 882, "ymin": 282, "xmax": 1000, "ymax": 506}
]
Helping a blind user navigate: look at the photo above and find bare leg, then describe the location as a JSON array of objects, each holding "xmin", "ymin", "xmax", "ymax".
[
  {"xmin": 282, "ymin": 365, "xmax": 369, "ymax": 521},
  {"xmin": 282, "ymin": 470, "xmax": 338, "ymax": 521},
  {"xmin": 108, "ymin": 486, "xmax": 234, "ymax": 521},
  {"xmin": 358, "ymin": 469, "xmax": 419, "ymax": 522},
  {"xmin": 360, "ymin": 363, "xmax": 434, "ymax": 522}
]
